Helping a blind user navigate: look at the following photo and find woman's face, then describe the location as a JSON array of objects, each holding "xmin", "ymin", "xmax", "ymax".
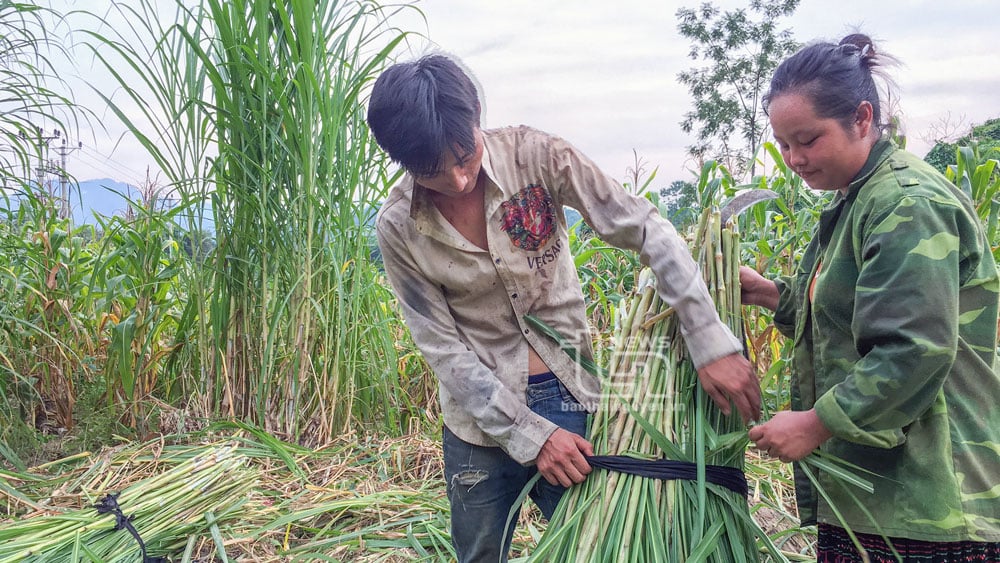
[{"xmin": 769, "ymin": 92, "xmax": 875, "ymax": 194}]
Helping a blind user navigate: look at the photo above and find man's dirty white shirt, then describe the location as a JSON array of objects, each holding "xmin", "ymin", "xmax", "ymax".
[{"xmin": 375, "ymin": 126, "xmax": 740, "ymax": 464}]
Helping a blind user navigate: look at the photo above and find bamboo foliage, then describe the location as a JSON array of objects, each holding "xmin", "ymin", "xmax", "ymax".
[{"xmin": 530, "ymin": 208, "xmax": 782, "ymax": 562}]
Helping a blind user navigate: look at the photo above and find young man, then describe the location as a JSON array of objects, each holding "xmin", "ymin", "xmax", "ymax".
[{"xmin": 368, "ymin": 54, "xmax": 760, "ymax": 562}]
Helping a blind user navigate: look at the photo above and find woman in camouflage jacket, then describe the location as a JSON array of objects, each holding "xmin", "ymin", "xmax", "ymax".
[{"xmin": 740, "ymin": 33, "xmax": 1000, "ymax": 562}]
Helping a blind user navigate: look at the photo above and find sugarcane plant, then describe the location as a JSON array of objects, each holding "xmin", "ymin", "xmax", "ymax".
[
  {"xmin": 527, "ymin": 207, "xmax": 783, "ymax": 562},
  {"xmin": 73, "ymin": 0, "xmax": 419, "ymax": 442}
]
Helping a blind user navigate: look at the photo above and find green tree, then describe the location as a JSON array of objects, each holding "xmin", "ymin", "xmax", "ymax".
[
  {"xmin": 658, "ymin": 180, "xmax": 700, "ymax": 230},
  {"xmin": 924, "ymin": 117, "xmax": 1000, "ymax": 173},
  {"xmin": 676, "ymin": 0, "xmax": 800, "ymax": 178}
]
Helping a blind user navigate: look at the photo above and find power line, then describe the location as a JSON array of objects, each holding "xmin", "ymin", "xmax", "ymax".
[{"xmin": 75, "ymin": 147, "xmax": 148, "ymax": 183}]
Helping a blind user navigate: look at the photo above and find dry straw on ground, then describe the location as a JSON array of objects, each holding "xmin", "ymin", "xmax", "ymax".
[{"xmin": 0, "ymin": 423, "xmax": 809, "ymax": 561}]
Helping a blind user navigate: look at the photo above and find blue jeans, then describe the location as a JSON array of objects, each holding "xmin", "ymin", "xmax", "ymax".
[{"xmin": 443, "ymin": 377, "xmax": 588, "ymax": 563}]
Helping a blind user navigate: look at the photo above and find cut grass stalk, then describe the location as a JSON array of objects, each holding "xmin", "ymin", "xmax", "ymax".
[
  {"xmin": 0, "ymin": 444, "xmax": 256, "ymax": 562},
  {"xmin": 528, "ymin": 208, "xmax": 779, "ymax": 562}
]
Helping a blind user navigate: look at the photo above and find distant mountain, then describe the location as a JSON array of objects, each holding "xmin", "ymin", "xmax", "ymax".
[
  {"xmin": 71, "ymin": 178, "xmax": 140, "ymax": 225},
  {"xmin": 67, "ymin": 179, "xmax": 211, "ymax": 231},
  {"xmin": 564, "ymin": 207, "xmax": 583, "ymax": 229},
  {"xmin": 62, "ymin": 182, "xmax": 582, "ymax": 234}
]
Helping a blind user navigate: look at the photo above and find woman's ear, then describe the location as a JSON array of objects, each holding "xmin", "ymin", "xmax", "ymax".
[{"xmin": 854, "ymin": 101, "xmax": 875, "ymax": 138}]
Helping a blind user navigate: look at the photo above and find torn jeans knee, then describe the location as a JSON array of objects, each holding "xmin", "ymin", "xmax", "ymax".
[{"xmin": 450, "ymin": 468, "xmax": 489, "ymax": 489}]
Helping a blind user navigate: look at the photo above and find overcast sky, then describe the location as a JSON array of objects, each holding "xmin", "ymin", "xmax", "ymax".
[{"xmin": 62, "ymin": 0, "xmax": 999, "ymax": 186}]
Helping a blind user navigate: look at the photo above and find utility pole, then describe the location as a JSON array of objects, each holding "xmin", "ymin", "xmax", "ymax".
[
  {"xmin": 52, "ymin": 138, "xmax": 83, "ymax": 222},
  {"xmin": 17, "ymin": 126, "xmax": 82, "ymax": 224},
  {"xmin": 19, "ymin": 126, "xmax": 60, "ymax": 196}
]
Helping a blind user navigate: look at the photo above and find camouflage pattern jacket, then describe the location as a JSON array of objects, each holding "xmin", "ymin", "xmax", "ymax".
[{"xmin": 773, "ymin": 139, "xmax": 1000, "ymax": 542}]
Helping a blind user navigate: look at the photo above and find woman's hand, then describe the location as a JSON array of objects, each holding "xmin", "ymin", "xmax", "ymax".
[
  {"xmin": 739, "ymin": 266, "xmax": 780, "ymax": 311},
  {"xmin": 748, "ymin": 409, "xmax": 833, "ymax": 462}
]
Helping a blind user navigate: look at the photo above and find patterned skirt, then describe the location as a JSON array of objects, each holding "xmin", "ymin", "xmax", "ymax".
[{"xmin": 817, "ymin": 523, "xmax": 1000, "ymax": 562}]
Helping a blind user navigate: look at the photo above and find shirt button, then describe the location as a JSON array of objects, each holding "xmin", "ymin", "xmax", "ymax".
[
  {"xmin": 511, "ymin": 293, "xmax": 518, "ymax": 299},
  {"xmin": 524, "ymin": 329, "xmax": 529, "ymax": 335}
]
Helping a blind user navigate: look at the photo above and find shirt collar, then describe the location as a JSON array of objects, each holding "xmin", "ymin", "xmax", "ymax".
[{"xmin": 843, "ymin": 138, "xmax": 894, "ymax": 200}]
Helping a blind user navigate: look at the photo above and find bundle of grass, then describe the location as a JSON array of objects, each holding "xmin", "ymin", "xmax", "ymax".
[
  {"xmin": 0, "ymin": 443, "xmax": 256, "ymax": 562},
  {"xmin": 527, "ymin": 208, "xmax": 783, "ymax": 562}
]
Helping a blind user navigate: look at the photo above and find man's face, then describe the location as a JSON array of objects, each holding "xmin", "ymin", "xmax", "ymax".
[{"xmin": 412, "ymin": 128, "xmax": 484, "ymax": 197}]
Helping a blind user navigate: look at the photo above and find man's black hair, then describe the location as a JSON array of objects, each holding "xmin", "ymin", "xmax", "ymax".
[{"xmin": 367, "ymin": 54, "xmax": 481, "ymax": 177}]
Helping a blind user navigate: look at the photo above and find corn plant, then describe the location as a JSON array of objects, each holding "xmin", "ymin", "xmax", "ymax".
[
  {"xmin": 75, "ymin": 0, "xmax": 417, "ymax": 442},
  {"xmin": 0, "ymin": 0, "xmax": 92, "ymax": 448},
  {"xmin": 89, "ymin": 193, "xmax": 186, "ymax": 435},
  {"xmin": 945, "ymin": 142, "xmax": 1000, "ymax": 258},
  {"xmin": 568, "ymin": 219, "xmax": 641, "ymax": 345},
  {"xmin": 0, "ymin": 190, "xmax": 100, "ymax": 435}
]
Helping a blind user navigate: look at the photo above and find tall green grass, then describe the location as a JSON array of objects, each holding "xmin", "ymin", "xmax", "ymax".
[
  {"xmin": 0, "ymin": 2, "xmax": 92, "ymax": 457},
  {"xmin": 75, "ymin": 0, "xmax": 419, "ymax": 442},
  {"xmin": 0, "ymin": 1, "xmax": 78, "ymax": 187}
]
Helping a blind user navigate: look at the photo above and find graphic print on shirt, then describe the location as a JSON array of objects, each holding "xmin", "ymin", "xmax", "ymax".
[{"xmin": 499, "ymin": 184, "xmax": 556, "ymax": 252}]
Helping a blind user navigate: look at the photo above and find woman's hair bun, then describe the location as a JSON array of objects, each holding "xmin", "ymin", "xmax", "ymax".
[{"xmin": 839, "ymin": 33, "xmax": 876, "ymax": 61}]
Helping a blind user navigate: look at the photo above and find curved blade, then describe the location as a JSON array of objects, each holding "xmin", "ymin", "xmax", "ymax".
[{"xmin": 720, "ymin": 189, "xmax": 779, "ymax": 224}]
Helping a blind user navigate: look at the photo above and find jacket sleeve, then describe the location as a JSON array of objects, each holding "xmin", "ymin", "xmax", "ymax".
[
  {"xmin": 543, "ymin": 134, "xmax": 742, "ymax": 368},
  {"xmin": 772, "ymin": 275, "xmax": 797, "ymax": 338},
  {"xmin": 375, "ymin": 211, "xmax": 557, "ymax": 464},
  {"xmin": 814, "ymin": 195, "xmax": 966, "ymax": 448}
]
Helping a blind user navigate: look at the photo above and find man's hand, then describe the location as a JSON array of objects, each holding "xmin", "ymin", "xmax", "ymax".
[
  {"xmin": 697, "ymin": 353, "xmax": 762, "ymax": 424},
  {"xmin": 535, "ymin": 428, "xmax": 593, "ymax": 487},
  {"xmin": 748, "ymin": 409, "xmax": 833, "ymax": 463}
]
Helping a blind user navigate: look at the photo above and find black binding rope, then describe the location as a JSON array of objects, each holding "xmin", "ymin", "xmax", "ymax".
[
  {"xmin": 586, "ymin": 455, "xmax": 748, "ymax": 497},
  {"xmin": 93, "ymin": 493, "xmax": 167, "ymax": 563}
]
